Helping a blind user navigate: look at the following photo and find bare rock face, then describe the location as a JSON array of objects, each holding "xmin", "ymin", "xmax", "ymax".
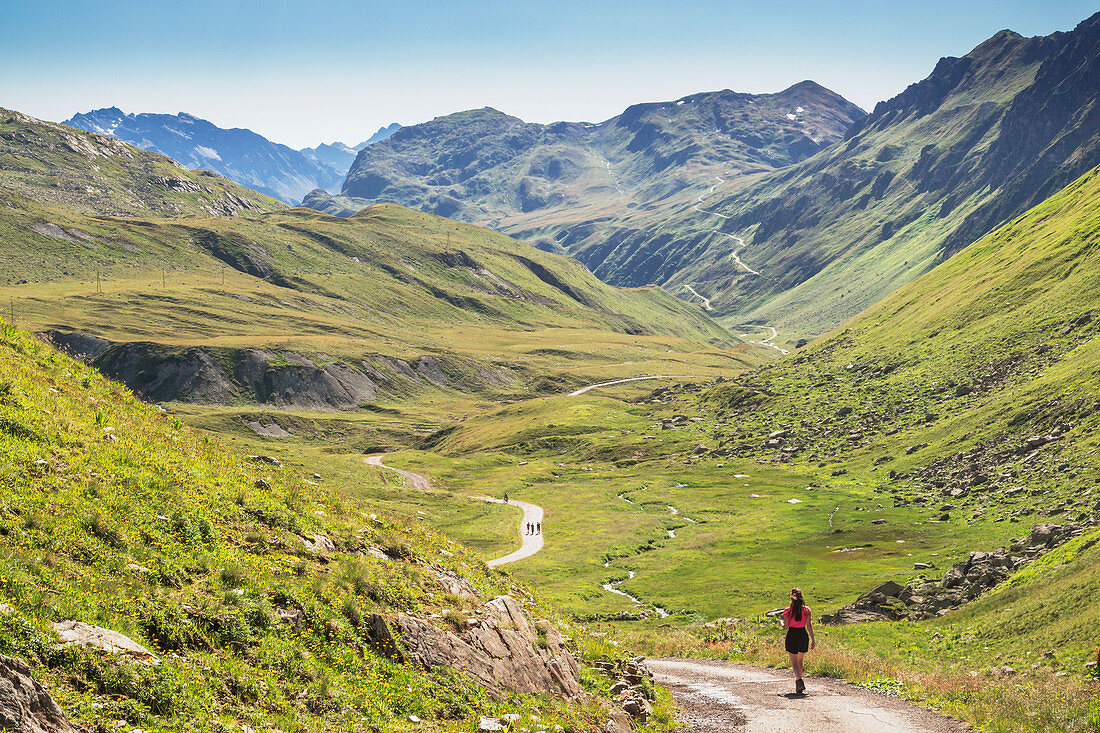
[
  {"xmin": 395, "ymin": 595, "xmax": 582, "ymax": 697},
  {"xmin": 431, "ymin": 568, "xmax": 480, "ymax": 599},
  {"xmin": 0, "ymin": 654, "xmax": 80, "ymax": 733}
]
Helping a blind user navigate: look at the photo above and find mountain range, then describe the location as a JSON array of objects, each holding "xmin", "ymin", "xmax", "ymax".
[
  {"xmin": 63, "ymin": 108, "xmax": 400, "ymax": 205},
  {"xmin": 303, "ymin": 81, "xmax": 864, "ymax": 226},
  {"xmin": 302, "ymin": 13, "xmax": 1100, "ymax": 344}
]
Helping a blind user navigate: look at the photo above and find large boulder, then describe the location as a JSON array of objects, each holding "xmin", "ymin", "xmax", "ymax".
[
  {"xmin": 0, "ymin": 655, "xmax": 80, "ymax": 733},
  {"xmin": 395, "ymin": 595, "xmax": 582, "ymax": 697}
]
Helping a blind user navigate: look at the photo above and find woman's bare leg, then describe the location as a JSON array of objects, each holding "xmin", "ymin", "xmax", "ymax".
[
  {"xmin": 789, "ymin": 652, "xmax": 799, "ymax": 678},
  {"xmin": 794, "ymin": 652, "xmax": 805, "ymax": 678}
]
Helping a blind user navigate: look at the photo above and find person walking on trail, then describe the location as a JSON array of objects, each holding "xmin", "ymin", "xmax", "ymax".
[
  {"xmin": 781, "ymin": 587, "xmax": 815, "ymax": 694},
  {"xmin": 536, "ymin": 521, "xmax": 541, "ymax": 534},
  {"xmin": 503, "ymin": 493, "xmax": 508, "ymax": 504},
  {"xmin": 525, "ymin": 522, "xmax": 532, "ymax": 535}
]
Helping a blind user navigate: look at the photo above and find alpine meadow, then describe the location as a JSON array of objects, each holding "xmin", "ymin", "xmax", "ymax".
[{"xmin": 2, "ymin": 4, "xmax": 1100, "ymax": 733}]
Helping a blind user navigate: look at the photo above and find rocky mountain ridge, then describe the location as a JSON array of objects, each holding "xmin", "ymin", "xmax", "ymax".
[
  {"xmin": 1, "ymin": 108, "xmax": 280, "ymax": 217},
  {"xmin": 305, "ymin": 81, "xmax": 865, "ymax": 229}
]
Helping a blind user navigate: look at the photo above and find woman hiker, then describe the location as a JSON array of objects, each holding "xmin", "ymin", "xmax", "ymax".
[{"xmin": 781, "ymin": 587, "xmax": 815, "ymax": 694}]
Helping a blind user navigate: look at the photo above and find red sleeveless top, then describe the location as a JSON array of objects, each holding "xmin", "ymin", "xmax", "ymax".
[{"xmin": 783, "ymin": 605, "xmax": 811, "ymax": 628}]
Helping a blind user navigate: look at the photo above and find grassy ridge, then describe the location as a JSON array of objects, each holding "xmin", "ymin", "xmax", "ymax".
[
  {"xmin": 0, "ymin": 321, "xmax": 666, "ymax": 732},
  {"xmin": 0, "ymin": 109, "xmax": 281, "ymax": 217}
]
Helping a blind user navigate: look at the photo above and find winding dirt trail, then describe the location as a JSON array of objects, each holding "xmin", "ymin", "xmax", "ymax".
[
  {"xmin": 693, "ymin": 176, "xmax": 760, "ymax": 276},
  {"xmin": 737, "ymin": 325, "xmax": 790, "ymax": 356},
  {"xmin": 365, "ymin": 455, "xmax": 543, "ymax": 567},
  {"xmin": 683, "ymin": 284, "xmax": 713, "ymax": 310},
  {"xmin": 649, "ymin": 658, "xmax": 966, "ymax": 733},
  {"xmin": 568, "ymin": 375, "xmax": 700, "ymax": 396}
]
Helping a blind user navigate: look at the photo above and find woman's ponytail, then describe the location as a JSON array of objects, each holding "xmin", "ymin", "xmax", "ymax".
[{"xmin": 790, "ymin": 587, "xmax": 804, "ymax": 623}]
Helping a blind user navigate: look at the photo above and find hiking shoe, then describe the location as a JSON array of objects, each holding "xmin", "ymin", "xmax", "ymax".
[{"xmin": 795, "ymin": 678, "xmax": 805, "ymax": 694}]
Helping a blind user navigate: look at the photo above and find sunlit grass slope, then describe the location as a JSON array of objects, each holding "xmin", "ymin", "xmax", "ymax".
[{"xmin": 0, "ymin": 322, "xmax": 657, "ymax": 732}]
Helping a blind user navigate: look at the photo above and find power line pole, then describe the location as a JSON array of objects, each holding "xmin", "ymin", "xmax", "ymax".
[
  {"xmin": 95, "ymin": 268, "xmax": 101, "ymax": 294},
  {"xmin": 162, "ymin": 268, "xmax": 166, "ymax": 288},
  {"xmin": 8, "ymin": 298, "xmax": 13, "ymax": 325}
]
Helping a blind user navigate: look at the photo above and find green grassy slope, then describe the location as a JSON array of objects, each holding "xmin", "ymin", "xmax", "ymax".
[
  {"xmin": 0, "ymin": 111, "xmax": 753, "ymax": 411},
  {"xmin": 0, "ymin": 321, "xmax": 668, "ymax": 732},
  {"xmin": 687, "ymin": 161, "xmax": 1100, "ymax": 647},
  {"xmin": 0, "ymin": 109, "xmax": 282, "ymax": 217}
]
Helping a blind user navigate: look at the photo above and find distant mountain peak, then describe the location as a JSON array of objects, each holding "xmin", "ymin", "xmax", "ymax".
[{"xmin": 63, "ymin": 108, "xmax": 343, "ymax": 204}]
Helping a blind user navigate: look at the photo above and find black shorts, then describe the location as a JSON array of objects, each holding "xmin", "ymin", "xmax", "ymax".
[{"xmin": 785, "ymin": 626, "xmax": 809, "ymax": 654}]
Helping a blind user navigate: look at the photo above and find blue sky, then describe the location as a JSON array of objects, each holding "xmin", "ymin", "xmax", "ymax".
[{"xmin": 1, "ymin": 0, "xmax": 1095, "ymax": 148}]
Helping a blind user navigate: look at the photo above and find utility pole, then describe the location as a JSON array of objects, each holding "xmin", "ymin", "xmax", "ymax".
[
  {"xmin": 221, "ymin": 266, "xmax": 225, "ymax": 287},
  {"xmin": 162, "ymin": 268, "xmax": 166, "ymax": 288},
  {"xmin": 8, "ymin": 298, "xmax": 13, "ymax": 325},
  {"xmin": 95, "ymin": 268, "xmax": 101, "ymax": 294}
]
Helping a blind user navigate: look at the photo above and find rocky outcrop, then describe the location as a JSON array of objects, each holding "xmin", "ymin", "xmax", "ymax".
[
  {"xmin": 0, "ymin": 655, "xmax": 80, "ymax": 733},
  {"xmin": 394, "ymin": 595, "xmax": 582, "ymax": 698},
  {"xmin": 822, "ymin": 523, "xmax": 1091, "ymax": 624}
]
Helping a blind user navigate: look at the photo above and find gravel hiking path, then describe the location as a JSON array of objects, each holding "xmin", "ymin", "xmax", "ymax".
[
  {"xmin": 365, "ymin": 455, "xmax": 543, "ymax": 567},
  {"xmin": 648, "ymin": 658, "xmax": 966, "ymax": 733},
  {"xmin": 568, "ymin": 375, "xmax": 701, "ymax": 396}
]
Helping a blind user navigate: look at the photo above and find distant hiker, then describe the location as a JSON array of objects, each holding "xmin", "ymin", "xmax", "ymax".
[
  {"xmin": 781, "ymin": 587, "xmax": 815, "ymax": 694},
  {"xmin": 525, "ymin": 522, "xmax": 532, "ymax": 534},
  {"xmin": 503, "ymin": 493, "xmax": 508, "ymax": 504},
  {"xmin": 536, "ymin": 521, "xmax": 541, "ymax": 534}
]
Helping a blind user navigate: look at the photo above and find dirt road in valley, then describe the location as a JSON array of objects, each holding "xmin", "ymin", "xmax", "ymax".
[
  {"xmin": 365, "ymin": 455, "xmax": 544, "ymax": 567},
  {"xmin": 567, "ymin": 375, "xmax": 700, "ymax": 396},
  {"xmin": 648, "ymin": 658, "xmax": 966, "ymax": 733}
]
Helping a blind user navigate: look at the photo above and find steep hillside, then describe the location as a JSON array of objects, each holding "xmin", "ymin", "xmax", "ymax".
[
  {"xmin": 1, "ymin": 192, "xmax": 746, "ymax": 408},
  {"xmin": 0, "ymin": 321, "xmax": 660, "ymax": 732},
  {"xmin": 697, "ymin": 160, "xmax": 1100, "ymax": 610},
  {"xmin": 65, "ymin": 108, "xmax": 343, "ymax": 204},
  {"xmin": 633, "ymin": 12, "xmax": 1100, "ymax": 339},
  {"xmin": 1, "ymin": 108, "xmax": 282, "ymax": 217},
  {"xmin": 306, "ymin": 82, "xmax": 864, "ymax": 231}
]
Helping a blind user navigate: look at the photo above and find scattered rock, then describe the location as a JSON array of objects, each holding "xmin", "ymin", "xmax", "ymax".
[
  {"xmin": 0, "ymin": 654, "xmax": 81, "ymax": 733},
  {"xmin": 478, "ymin": 717, "xmax": 504, "ymax": 732},
  {"xmin": 822, "ymin": 523, "xmax": 1087, "ymax": 624},
  {"xmin": 431, "ymin": 568, "xmax": 479, "ymax": 599},
  {"xmin": 274, "ymin": 605, "xmax": 307, "ymax": 628},
  {"xmin": 298, "ymin": 533, "xmax": 336, "ymax": 554},
  {"xmin": 51, "ymin": 621, "xmax": 160, "ymax": 665},
  {"xmin": 248, "ymin": 455, "xmax": 282, "ymax": 467}
]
